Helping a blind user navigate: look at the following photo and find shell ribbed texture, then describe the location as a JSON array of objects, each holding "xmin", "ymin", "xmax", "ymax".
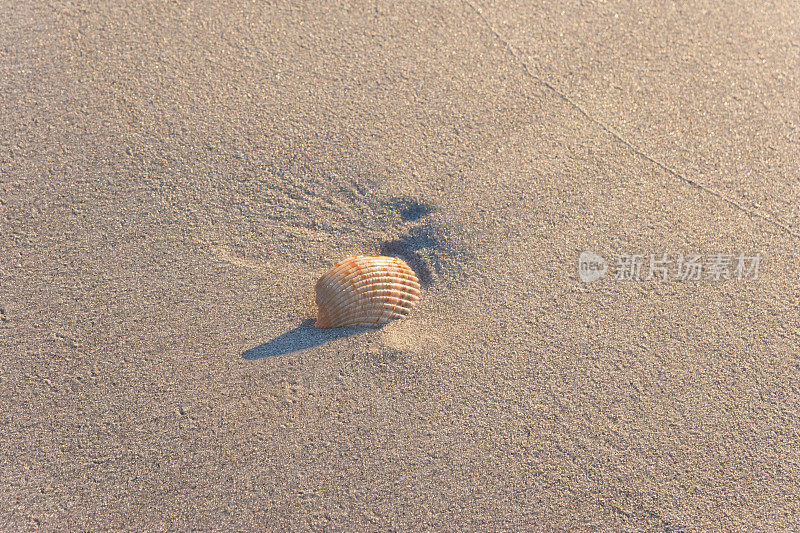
[{"xmin": 314, "ymin": 255, "xmax": 421, "ymax": 328}]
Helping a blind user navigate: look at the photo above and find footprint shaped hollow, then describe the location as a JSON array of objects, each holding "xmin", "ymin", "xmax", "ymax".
[{"xmin": 314, "ymin": 255, "xmax": 422, "ymax": 328}]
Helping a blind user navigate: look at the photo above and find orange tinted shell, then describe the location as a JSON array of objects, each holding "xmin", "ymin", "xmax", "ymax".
[{"xmin": 315, "ymin": 255, "xmax": 421, "ymax": 328}]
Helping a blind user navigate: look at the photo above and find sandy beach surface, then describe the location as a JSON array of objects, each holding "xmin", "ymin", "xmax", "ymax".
[{"xmin": 2, "ymin": 1, "xmax": 799, "ymax": 530}]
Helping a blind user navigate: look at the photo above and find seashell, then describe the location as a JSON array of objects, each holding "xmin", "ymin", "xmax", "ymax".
[{"xmin": 314, "ymin": 255, "xmax": 421, "ymax": 328}]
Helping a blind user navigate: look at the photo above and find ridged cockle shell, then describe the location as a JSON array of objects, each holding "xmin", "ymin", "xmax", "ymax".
[{"xmin": 314, "ymin": 255, "xmax": 421, "ymax": 328}]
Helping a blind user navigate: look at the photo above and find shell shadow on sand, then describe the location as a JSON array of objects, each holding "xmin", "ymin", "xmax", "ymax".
[{"xmin": 242, "ymin": 319, "xmax": 370, "ymax": 359}]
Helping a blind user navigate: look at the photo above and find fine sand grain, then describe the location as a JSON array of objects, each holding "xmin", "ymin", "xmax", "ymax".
[{"xmin": 2, "ymin": 1, "xmax": 798, "ymax": 530}]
